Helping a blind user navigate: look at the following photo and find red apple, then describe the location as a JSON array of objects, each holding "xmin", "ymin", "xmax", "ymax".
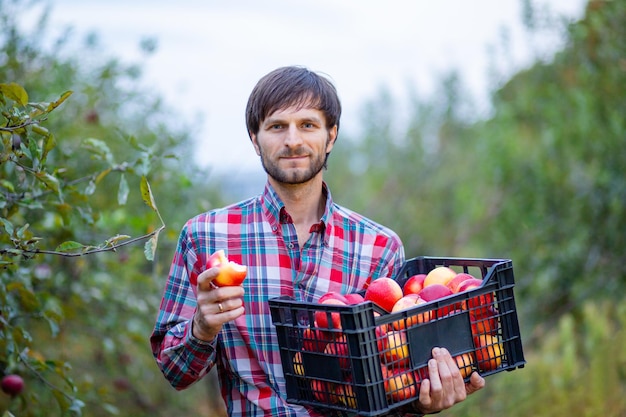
[
  {"xmin": 209, "ymin": 250, "xmax": 248, "ymax": 287},
  {"xmin": 457, "ymin": 278, "xmax": 493, "ymax": 316},
  {"xmin": 446, "ymin": 273, "xmax": 476, "ymax": 293},
  {"xmin": 318, "ymin": 292, "xmax": 349, "ymax": 304},
  {"xmin": 315, "ymin": 291, "xmax": 348, "ymax": 329},
  {"xmin": 1, "ymin": 374, "xmax": 24, "ymax": 396},
  {"xmin": 417, "ymin": 284, "xmax": 453, "ymax": 302},
  {"xmin": 311, "ymin": 379, "xmax": 333, "ymax": 403},
  {"xmin": 470, "ymin": 307, "xmax": 498, "ymax": 337},
  {"xmin": 418, "ymin": 284, "xmax": 455, "ymax": 317},
  {"xmin": 375, "ymin": 324, "xmax": 388, "ymax": 352},
  {"xmin": 324, "ymin": 335, "xmax": 350, "ymax": 369},
  {"xmin": 364, "ymin": 278, "xmax": 403, "ymax": 313},
  {"xmin": 334, "ymin": 383, "xmax": 358, "ymax": 408},
  {"xmin": 381, "ymin": 330, "xmax": 410, "ymax": 367},
  {"xmin": 456, "ymin": 278, "xmax": 483, "ymax": 293},
  {"xmin": 315, "ymin": 301, "xmax": 346, "ymax": 331},
  {"xmin": 344, "ymin": 293, "xmax": 365, "ymax": 305},
  {"xmin": 302, "ymin": 328, "xmax": 331, "ymax": 352},
  {"xmin": 402, "ymin": 274, "xmax": 427, "ymax": 295},
  {"xmin": 474, "ymin": 334, "xmax": 503, "ymax": 371},
  {"xmin": 391, "ymin": 294, "xmax": 431, "ymax": 330},
  {"xmin": 384, "ymin": 367, "xmax": 417, "ymax": 402},
  {"xmin": 454, "ymin": 352, "xmax": 476, "ymax": 379}
]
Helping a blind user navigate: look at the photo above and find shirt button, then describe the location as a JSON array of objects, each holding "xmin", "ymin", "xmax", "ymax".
[{"xmin": 288, "ymin": 243, "xmax": 294, "ymax": 249}]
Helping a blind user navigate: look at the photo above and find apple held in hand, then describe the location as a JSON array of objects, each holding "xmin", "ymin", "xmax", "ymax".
[{"xmin": 208, "ymin": 250, "xmax": 248, "ymax": 287}]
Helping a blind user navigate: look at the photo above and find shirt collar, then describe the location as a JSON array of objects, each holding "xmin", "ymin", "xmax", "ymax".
[{"xmin": 260, "ymin": 181, "xmax": 333, "ymax": 238}]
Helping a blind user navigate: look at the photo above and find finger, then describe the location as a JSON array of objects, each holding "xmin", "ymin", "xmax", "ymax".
[
  {"xmin": 215, "ymin": 296, "xmax": 245, "ymax": 315},
  {"xmin": 417, "ymin": 377, "xmax": 432, "ymax": 411},
  {"xmin": 427, "ymin": 355, "xmax": 443, "ymax": 401},
  {"xmin": 433, "ymin": 347, "xmax": 463, "ymax": 408},
  {"xmin": 439, "ymin": 348, "xmax": 466, "ymax": 398},
  {"xmin": 197, "ymin": 266, "xmax": 220, "ymax": 291},
  {"xmin": 466, "ymin": 371, "xmax": 485, "ymax": 395}
]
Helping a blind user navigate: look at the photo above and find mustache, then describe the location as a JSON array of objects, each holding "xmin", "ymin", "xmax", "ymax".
[{"xmin": 278, "ymin": 147, "xmax": 309, "ymax": 158}]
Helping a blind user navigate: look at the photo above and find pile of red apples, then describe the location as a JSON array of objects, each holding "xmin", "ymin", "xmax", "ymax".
[{"xmin": 295, "ymin": 266, "xmax": 504, "ymax": 409}]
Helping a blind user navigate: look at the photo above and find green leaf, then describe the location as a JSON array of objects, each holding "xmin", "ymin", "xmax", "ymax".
[
  {"xmin": 105, "ymin": 234, "xmax": 130, "ymax": 247},
  {"xmin": 16, "ymin": 223, "xmax": 30, "ymax": 239},
  {"xmin": 41, "ymin": 132, "xmax": 57, "ymax": 161},
  {"xmin": 144, "ymin": 230, "xmax": 159, "ymax": 261},
  {"xmin": 82, "ymin": 138, "xmax": 114, "ymax": 164},
  {"xmin": 35, "ymin": 172, "xmax": 60, "ymax": 194},
  {"xmin": 84, "ymin": 179, "xmax": 96, "ymax": 196},
  {"xmin": 0, "ymin": 179, "xmax": 15, "ymax": 192},
  {"xmin": 68, "ymin": 399, "xmax": 85, "ymax": 416},
  {"xmin": 117, "ymin": 174, "xmax": 129, "ymax": 205},
  {"xmin": 95, "ymin": 168, "xmax": 111, "ymax": 184},
  {"xmin": 44, "ymin": 90, "xmax": 72, "ymax": 112},
  {"xmin": 0, "ymin": 217, "xmax": 15, "ymax": 236},
  {"xmin": 125, "ymin": 134, "xmax": 148, "ymax": 151},
  {"xmin": 55, "ymin": 241, "xmax": 85, "ymax": 252},
  {"xmin": 0, "ymin": 83, "xmax": 29, "ymax": 106},
  {"xmin": 140, "ymin": 176, "xmax": 157, "ymax": 211}
]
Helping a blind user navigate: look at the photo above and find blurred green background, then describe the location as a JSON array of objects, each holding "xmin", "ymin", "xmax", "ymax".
[{"xmin": 1, "ymin": 0, "xmax": 624, "ymax": 415}]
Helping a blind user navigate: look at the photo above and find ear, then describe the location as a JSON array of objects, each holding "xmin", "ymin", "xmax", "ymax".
[
  {"xmin": 325, "ymin": 125, "xmax": 338, "ymax": 153},
  {"xmin": 250, "ymin": 132, "xmax": 261, "ymax": 156}
]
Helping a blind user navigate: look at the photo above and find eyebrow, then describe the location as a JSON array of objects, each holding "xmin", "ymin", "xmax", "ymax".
[{"xmin": 263, "ymin": 115, "xmax": 324, "ymax": 126}]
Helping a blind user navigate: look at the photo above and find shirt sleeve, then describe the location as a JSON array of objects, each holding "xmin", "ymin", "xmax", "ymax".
[{"xmin": 149, "ymin": 222, "xmax": 217, "ymax": 390}]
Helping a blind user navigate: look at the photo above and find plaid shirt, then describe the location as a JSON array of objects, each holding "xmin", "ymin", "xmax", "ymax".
[{"xmin": 150, "ymin": 182, "xmax": 405, "ymax": 417}]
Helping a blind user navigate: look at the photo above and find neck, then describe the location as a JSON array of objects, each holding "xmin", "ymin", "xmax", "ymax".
[{"xmin": 269, "ymin": 176, "xmax": 325, "ymax": 225}]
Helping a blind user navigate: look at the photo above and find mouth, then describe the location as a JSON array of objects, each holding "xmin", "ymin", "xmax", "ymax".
[{"xmin": 280, "ymin": 153, "xmax": 309, "ymax": 162}]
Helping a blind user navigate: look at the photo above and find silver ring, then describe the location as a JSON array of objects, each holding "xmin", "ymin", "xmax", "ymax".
[{"xmin": 218, "ymin": 303, "xmax": 224, "ymax": 313}]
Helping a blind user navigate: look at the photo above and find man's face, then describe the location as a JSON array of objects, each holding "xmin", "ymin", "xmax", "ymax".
[{"xmin": 251, "ymin": 106, "xmax": 337, "ymax": 185}]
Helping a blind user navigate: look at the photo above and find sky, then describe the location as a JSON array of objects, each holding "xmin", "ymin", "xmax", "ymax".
[{"xmin": 41, "ymin": 0, "xmax": 587, "ymax": 176}]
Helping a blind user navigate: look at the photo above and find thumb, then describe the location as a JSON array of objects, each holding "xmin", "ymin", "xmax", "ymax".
[{"xmin": 197, "ymin": 266, "xmax": 220, "ymax": 292}]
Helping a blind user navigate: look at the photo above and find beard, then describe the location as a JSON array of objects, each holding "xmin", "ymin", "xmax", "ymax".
[{"xmin": 259, "ymin": 145, "xmax": 328, "ymax": 185}]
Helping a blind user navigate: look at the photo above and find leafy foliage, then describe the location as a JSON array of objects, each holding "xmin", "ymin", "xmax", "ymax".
[
  {"xmin": 328, "ymin": 1, "xmax": 625, "ymax": 415},
  {"xmin": 0, "ymin": 62, "xmax": 167, "ymax": 417},
  {"xmin": 0, "ymin": 1, "xmax": 227, "ymax": 415}
]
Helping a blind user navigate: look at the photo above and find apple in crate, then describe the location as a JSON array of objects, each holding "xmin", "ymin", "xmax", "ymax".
[
  {"xmin": 391, "ymin": 294, "xmax": 432, "ymax": 330},
  {"xmin": 314, "ymin": 292, "xmax": 348, "ymax": 330},
  {"xmin": 423, "ymin": 266, "xmax": 457, "ymax": 287},
  {"xmin": 364, "ymin": 277, "xmax": 403, "ymax": 313},
  {"xmin": 446, "ymin": 273, "xmax": 476, "ymax": 293},
  {"xmin": 402, "ymin": 274, "xmax": 427, "ymax": 295}
]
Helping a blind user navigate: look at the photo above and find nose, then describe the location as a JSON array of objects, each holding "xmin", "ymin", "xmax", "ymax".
[{"xmin": 283, "ymin": 123, "xmax": 303, "ymax": 147}]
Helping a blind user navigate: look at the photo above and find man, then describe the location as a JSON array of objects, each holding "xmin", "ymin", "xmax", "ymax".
[{"xmin": 150, "ymin": 66, "xmax": 484, "ymax": 416}]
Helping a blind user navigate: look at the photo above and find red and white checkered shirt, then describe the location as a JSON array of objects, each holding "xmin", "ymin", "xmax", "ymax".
[{"xmin": 150, "ymin": 182, "xmax": 405, "ymax": 416}]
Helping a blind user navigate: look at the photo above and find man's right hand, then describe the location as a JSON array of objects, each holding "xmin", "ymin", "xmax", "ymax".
[{"xmin": 192, "ymin": 266, "xmax": 245, "ymax": 342}]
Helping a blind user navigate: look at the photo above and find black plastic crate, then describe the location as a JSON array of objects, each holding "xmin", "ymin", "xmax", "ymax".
[{"xmin": 269, "ymin": 256, "xmax": 526, "ymax": 416}]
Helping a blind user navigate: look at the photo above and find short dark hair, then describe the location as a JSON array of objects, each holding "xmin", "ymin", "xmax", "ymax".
[{"xmin": 245, "ymin": 66, "xmax": 342, "ymax": 138}]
